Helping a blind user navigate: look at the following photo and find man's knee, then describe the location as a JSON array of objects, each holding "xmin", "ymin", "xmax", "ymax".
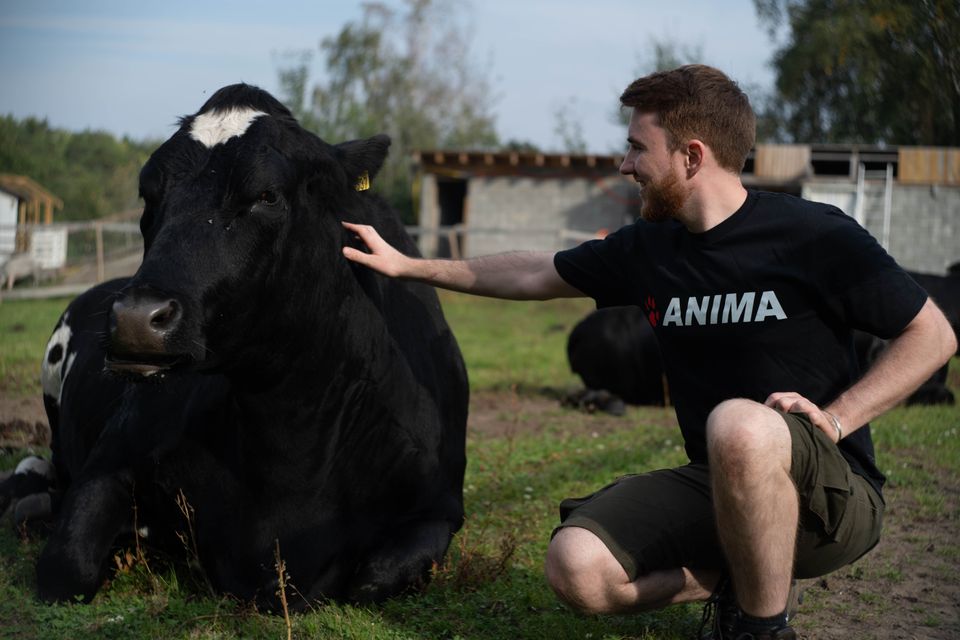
[
  {"xmin": 706, "ymin": 398, "xmax": 792, "ymax": 488},
  {"xmin": 545, "ymin": 527, "xmax": 626, "ymax": 615},
  {"xmin": 706, "ymin": 399, "xmax": 786, "ymax": 465}
]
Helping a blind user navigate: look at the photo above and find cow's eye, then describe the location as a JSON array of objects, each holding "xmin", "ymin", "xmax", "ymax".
[{"xmin": 257, "ymin": 191, "xmax": 278, "ymax": 206}]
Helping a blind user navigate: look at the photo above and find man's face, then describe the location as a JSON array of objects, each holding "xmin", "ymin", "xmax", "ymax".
[{"xmin": 619, "ymin": 110, "xmax": 689, "ymax": 222}]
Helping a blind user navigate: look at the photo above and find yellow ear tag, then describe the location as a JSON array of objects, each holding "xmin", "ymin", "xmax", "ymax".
[{"xmin": 355, "ymin": 171, "xmax": 370, "ymax": 192}]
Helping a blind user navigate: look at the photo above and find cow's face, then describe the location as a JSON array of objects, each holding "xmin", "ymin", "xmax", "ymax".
[{"xmin": 106, "ymin": 84, "xmax": 390, "ymax": 378}]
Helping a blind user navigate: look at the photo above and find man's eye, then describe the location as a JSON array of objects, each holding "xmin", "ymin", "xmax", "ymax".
[{"xmin": 257, "ymin": 191, "xmax": 278, "ymax": 205}]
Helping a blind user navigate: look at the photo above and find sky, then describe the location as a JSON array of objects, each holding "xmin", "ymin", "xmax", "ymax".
[{"xmin": 0, "ymin": 0, "xmax": 780, "ymax": 154}]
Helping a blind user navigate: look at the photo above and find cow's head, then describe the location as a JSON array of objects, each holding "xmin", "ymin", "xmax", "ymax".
[{"xmin": 106, "ymin": 83, "xmax": 391, "ymax": 378}]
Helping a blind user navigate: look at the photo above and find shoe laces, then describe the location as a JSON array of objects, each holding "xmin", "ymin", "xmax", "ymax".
[{"xmin": 699, "ymin": 578, "xmax": 738, "ymax": 639}]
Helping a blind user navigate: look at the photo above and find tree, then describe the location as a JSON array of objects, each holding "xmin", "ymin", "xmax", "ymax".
[
  {"xmin": 0, "ymin": 116, "xmax": 154, "ymax": 220},
  {"xmin": 277, "ymin": 0, "xmax": 499, "ymax": 222},
  {"xmin": 553, "ymin": 99, "xmax": 588, "ymax": 154},
  {"xmin": 754, "ymin": 0, "xmax": 960, "ymax": 145}
]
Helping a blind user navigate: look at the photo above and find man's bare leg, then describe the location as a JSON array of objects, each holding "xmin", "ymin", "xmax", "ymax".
[
  {"xmin": 544, "ymin": 526, "xmax": 719, "ymax": 614},
  {"xmin": 706, "ymin": 399, "xmax": 797, "ymax": 617}
]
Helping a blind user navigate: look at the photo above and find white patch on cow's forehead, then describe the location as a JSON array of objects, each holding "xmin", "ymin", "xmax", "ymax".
[
  {"xmin": 41, "ymin": 313, "xmax": 72, "ymax": 403},
  {"xmin": 189, "ymin": 107, "xmax": 267, "ymax": 148}
]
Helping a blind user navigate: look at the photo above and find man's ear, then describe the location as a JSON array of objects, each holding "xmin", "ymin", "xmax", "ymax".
[
  {"xmin": 336, "ymin": 134, "xmax": 391, "ymax": 187},
  {"xmin": 685, "ymin": 139, "xmax": 705, "ymax": 177}
]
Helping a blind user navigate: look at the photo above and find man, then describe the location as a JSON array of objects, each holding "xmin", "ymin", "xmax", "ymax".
[{"xmin": 341, "ymin": 65, "xmax": 956, "ymax": 639}]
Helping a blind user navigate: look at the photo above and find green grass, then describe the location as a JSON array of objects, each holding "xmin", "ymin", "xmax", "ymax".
[
  {"xmin": 0, "ymin": 297, "xmax": 72, "ymax": 398},
  {"xmin": 0, "ymin": 293, "xmax": 958, "ymax": 639},
  {"xmin": 438, "ymin": 290, "xmax": 594, "ymax": 392}
]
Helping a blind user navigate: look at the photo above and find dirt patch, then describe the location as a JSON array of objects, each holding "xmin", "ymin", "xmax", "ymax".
[
  {"xmin": 2, "ymin": 389, "xmax": 957, "ymax": 638},
  {"xmin": 0, "ymin": 395, "xmax": 48, "ymax": 449},
  {"xmin": 468, "ymin": 388, "xmax": 678, "ymax": 439}
]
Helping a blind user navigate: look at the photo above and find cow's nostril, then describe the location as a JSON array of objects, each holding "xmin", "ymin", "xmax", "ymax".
[
  {"xmin": 110, "ymin": 293, "xmax": 185, "ymax": 358},
  {"xmin": 149, "ymin": 300, "xmax": 181, "ymax": 331}
]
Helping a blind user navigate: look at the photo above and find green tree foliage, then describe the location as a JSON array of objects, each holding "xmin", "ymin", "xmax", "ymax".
[
  {"xmin": 755, "ymin": 0, "xmax": 960, "ymax": 145},
  {"xmin": 0, "ymin": 115, "xmax": 156, "ymax": 220},
  {"xmin": 277, "ymin": 0, "xmax": 499, "ymax": 222}
]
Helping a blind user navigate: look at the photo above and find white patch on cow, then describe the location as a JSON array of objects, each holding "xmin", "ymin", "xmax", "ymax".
[
  {"xmin": 189, "ymin": 108, "xmax": 267, "ymax": 148},
  {"xmin": 41, "ymin": 313, "xmax": 72, "ymax": 404},
  {"xmin": 60, "ymin": 351, "xmax": 77, "ymax": 407},
  {"xmin": 15, "ymin": 456, "xmax": 54, "ymax": 480}
]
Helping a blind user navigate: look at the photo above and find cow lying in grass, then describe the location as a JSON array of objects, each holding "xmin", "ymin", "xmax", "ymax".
[{"xmin": 11, "ymin": 84, "xmax": 469, "ymax": 608}]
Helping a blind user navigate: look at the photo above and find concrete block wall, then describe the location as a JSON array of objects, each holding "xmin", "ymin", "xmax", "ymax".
[
  {"xmin": 885, "ymin": 185, "xmax": 959, "ymax": 274},
  {"xmin": 804, "ymin": 182, "xmax": 959, "ymax": 275},
  {"xmin": 463, "ymin": 175, "xmax": 636, "ymax": 256}
]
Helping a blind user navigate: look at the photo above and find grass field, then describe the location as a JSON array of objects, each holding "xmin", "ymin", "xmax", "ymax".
[{"xmin": 0, "ymin": 292, "xmax": 957, "ymax": 639}]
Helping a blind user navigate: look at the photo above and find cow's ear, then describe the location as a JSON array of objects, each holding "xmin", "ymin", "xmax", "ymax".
[{"xmin": 336, "ymin": 134, "xmax": 391, "ymax": 186}]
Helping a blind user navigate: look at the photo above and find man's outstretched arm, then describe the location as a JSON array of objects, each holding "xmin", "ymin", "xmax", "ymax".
[{"xmin": 341, "ymin": 221, "xmax": 584, "ymax": 301}]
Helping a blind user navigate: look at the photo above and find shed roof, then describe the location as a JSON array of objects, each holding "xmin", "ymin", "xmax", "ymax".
[
  {"xmin": 0, "ymin": 174, "xmax": 63, "ymax": 208},
  {"xmin": 413, "ymin": 150, "xmax": 624, "ymax": 178},
  {"xmin": 0, "ymin": 174, "xmax": 64, "ymax": 226}
]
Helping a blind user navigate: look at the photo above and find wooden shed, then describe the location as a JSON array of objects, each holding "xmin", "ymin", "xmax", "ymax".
[{"xmin": 0, "ymin": 174, "xmax": 63, "ymax": 253}]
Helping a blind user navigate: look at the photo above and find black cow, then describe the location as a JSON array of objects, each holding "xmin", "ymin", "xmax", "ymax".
[
  {"xmin": 850, "ymin": 265, "xmax": 958, "ymax": 407},
  {"xmin": 26, "ymin": 84, "xmax": 468, "ymax": 608},
  {"xmin": 568, "ymin": 287, "xmax": 955, "ymax": 412},
  {"xmin": 566, "ymin": 306, "xmax": 666, "ymax": 412},
  {"xmin": 853, "ymin": 329, "xmax": 953, "ymax": 406},
  {"xmin": 909, "ymin": 267, "xmax": 960, "ymax": 350}
]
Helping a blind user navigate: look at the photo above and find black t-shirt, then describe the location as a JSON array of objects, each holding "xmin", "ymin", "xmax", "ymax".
[{"xmin": 554, "ymin": 190, "xmax": 927, "ymax": 496}]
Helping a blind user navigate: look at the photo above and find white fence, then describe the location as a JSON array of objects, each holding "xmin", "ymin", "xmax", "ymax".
[{"xmin": 0, "ymin": 222, "xmax": 140, "ymax": 300}]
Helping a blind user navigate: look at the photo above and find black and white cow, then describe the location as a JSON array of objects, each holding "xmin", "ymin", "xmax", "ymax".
[
  {"xmin": 566, "ymin": 306, "xmax": 666, "ymax": 411},
  {"xmin": 29, "ymin": 83, "xmax": 468, "ymax": 607}
]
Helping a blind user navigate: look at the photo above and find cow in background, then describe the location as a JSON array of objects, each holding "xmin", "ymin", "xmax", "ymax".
[
  {"xmin": 565, "ymin": 306, "xmax": 666, "ymax": 414},
  {"xmin": 22, "ymin": 84, "xmax": 468, "ymax": 608},
  {"xmin": 568, "ymin": 275, "xmax": 956, "ymax": 413},
  {"xmin": 850, "ymin": 267, "xmax": 959, "ymax": 406},
  {"xmin": 909, "ymin": 265, "xmax": 960, "ymax": 349},
  {"xmin": 854, "ymin": 329, "xmax": 954, "ymax": 406}
]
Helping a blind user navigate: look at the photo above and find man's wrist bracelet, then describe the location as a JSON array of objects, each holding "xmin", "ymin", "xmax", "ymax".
[{"xmin": 823, "ymin": 410, "xmax": 843, "ymax": 441}]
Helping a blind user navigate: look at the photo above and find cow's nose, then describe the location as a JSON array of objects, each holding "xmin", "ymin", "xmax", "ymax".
[{"xmin": 110, "ymin": 295, "xmax": 182, "ymax": 354}]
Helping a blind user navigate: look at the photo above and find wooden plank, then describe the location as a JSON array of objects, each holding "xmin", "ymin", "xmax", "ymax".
[
  {"xmin": 899, "ymin": 147, "xmax": 960, "ymax": 185},
  {"xmin": 754, "ymin": 144, "xmax": 811, "ymax": 180}
]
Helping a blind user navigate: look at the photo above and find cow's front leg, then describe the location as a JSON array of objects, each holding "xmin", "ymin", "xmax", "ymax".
[
  {"xmin": 346, "ymin": 518, "xmax": 455, "ymax": 603},
  {"xmin": 36, "ymin": 470, "xmax": 133, "ymax": 603}
]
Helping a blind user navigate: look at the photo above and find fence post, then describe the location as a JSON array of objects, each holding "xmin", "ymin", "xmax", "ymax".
[
  {"xmin": 447, "ymin": 228, "xmax": 461, "ymax": 260},
  {"xmin": 95, "ymin": 222, "xmax": 105, "ymax": 283}
]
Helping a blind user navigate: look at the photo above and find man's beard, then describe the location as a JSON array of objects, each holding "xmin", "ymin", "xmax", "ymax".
[{"xmin": 639, "ymin": 170, "xmax": 687, "ymax": 223}]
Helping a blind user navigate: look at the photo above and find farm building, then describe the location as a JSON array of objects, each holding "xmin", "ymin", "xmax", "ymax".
[
  {"xmin": 0, "ymin": 175, "xmax": 66, "ymax": 288},
  {"xmin": 412, "ymin": 144, "xmax": 960, "ymax": 275},
  {"xmin": 0, "ymin": 174, "xmax": 64, "ymax": 261}
]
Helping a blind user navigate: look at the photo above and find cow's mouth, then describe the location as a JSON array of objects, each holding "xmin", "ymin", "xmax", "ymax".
[{"xmin": 104, "ymin": 353, "xmax": 193, "ymax": 378}]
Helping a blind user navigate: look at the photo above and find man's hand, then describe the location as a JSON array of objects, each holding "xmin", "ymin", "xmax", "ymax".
[
  {"xmin": 341, "ymin": 221, "xmax": 412, "ymax": 279},
  {"xmin": 765, "ymin": 392, "xmax": 842, "ymax": 444}
]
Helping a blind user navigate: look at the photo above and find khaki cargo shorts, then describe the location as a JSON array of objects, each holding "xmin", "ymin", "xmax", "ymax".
[{"xmin": 554, "ymin": 411, "xmax": 885, "ymax": 580}]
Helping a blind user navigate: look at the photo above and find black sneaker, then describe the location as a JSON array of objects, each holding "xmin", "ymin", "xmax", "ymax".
[
  {"xmin": 699, "ymin": 580, "xmax": 801, "ymax": 640},
  {"xmin": 726, "ymin": 626, "xmax": 796, "ymax": 640},
  {"xmin": 698, "ymin": 577, "xmax": 738, "ymax": 639}
]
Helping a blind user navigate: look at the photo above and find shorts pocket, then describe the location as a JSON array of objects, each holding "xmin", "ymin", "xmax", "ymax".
[{"xmin": 807, "ymin": 458, "xmax": 854, "ymax": 541}]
